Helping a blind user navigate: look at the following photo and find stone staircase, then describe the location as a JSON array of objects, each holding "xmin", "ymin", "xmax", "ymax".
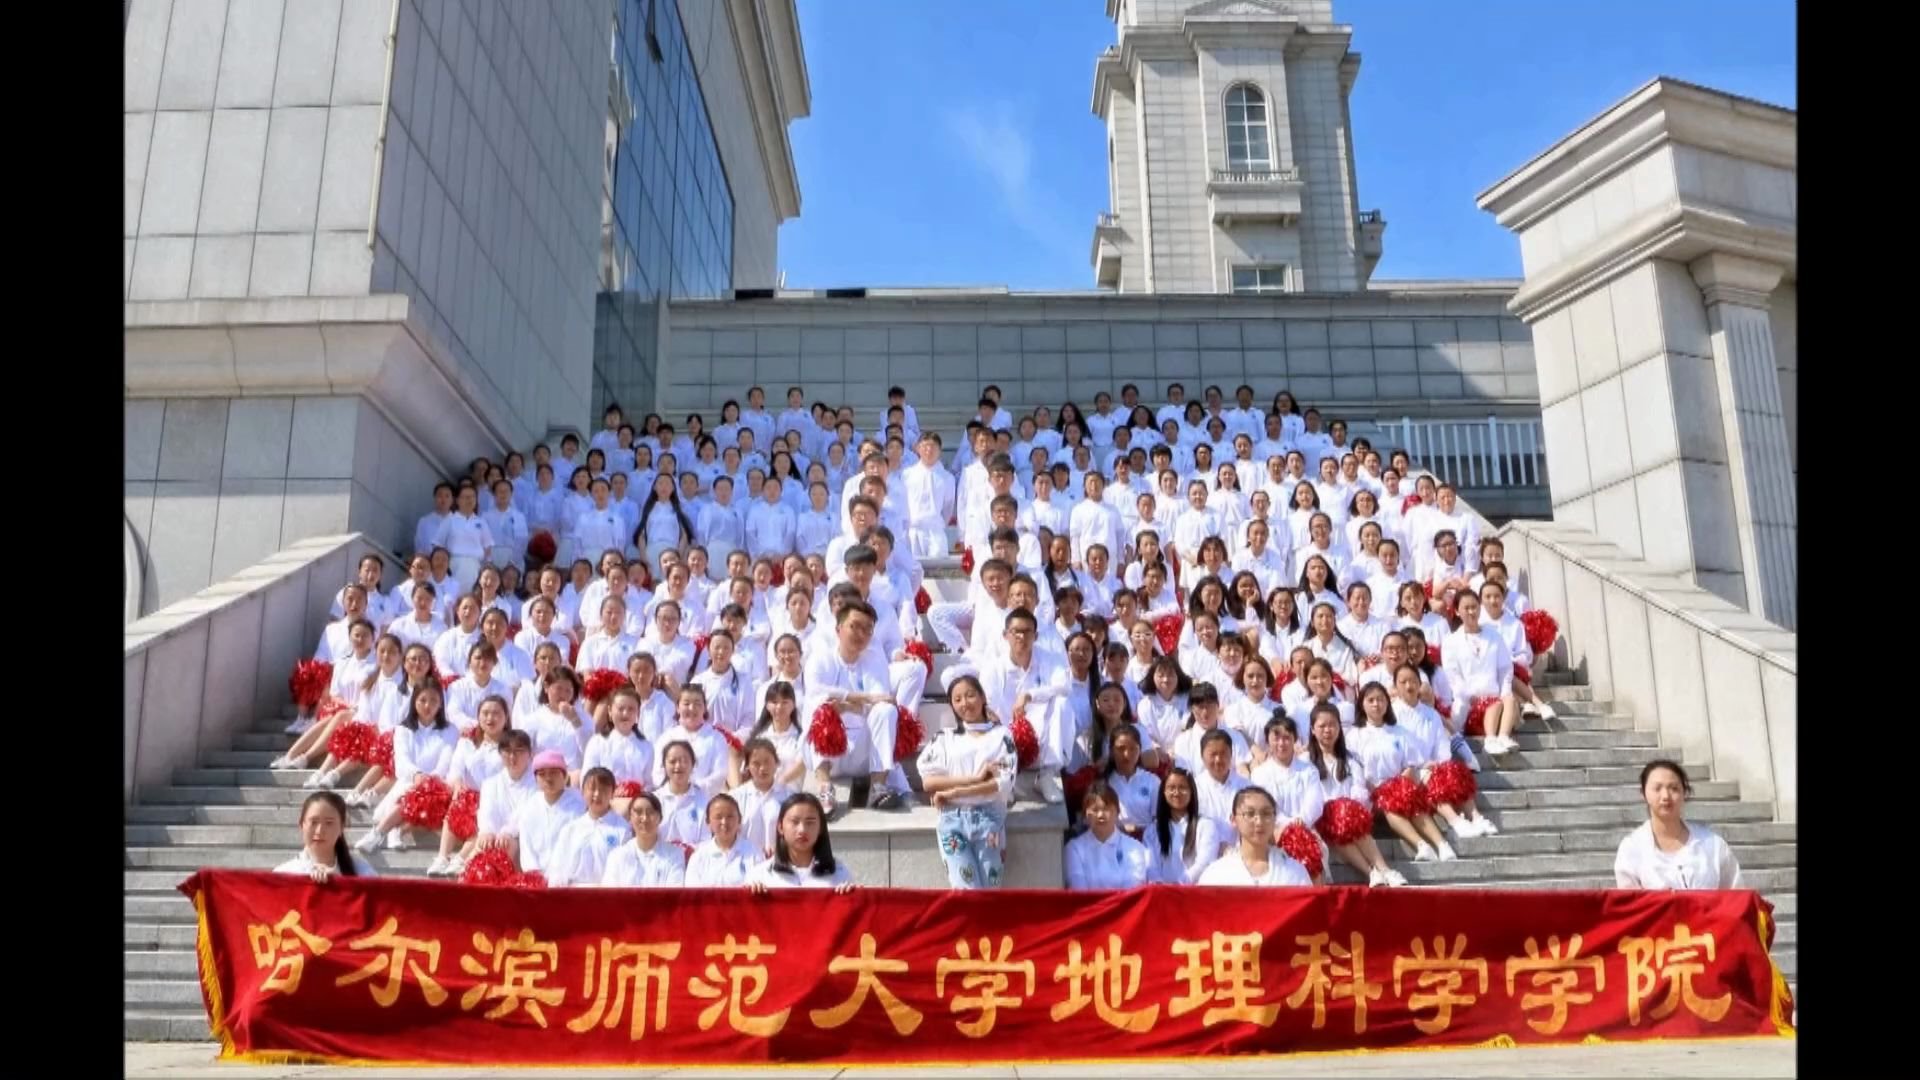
[{"xmin": 123, "ymin": 556, "xmax": 1796, "ymax": 1041}]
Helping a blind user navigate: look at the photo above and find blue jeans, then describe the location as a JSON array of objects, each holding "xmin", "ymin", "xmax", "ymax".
[{"xmin": 936, "ymin": 804, "xmax": 1007, "ymax": 889}]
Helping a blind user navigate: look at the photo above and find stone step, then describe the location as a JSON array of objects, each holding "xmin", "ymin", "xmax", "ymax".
[
  {"xmin": 1774, "ymin": 921, "xmax": 1797, "ymax": 947},
  {"xmin": 1479, "ymin": 780, "xmax": 1738, "ymax": 810},
  {"xmin": 1484, "ymin": 801, "xmax": 1776, "ymax": 832},
  {"xmin": 1771, "ymin": 893, "xmax": 1797, "ymax": 918},
  {"xmin": 173, "ymin": 768, "xmax": 336, "ymax": 788},
  {"xmin": 231, "ymin": 731, "xmax": 296, "ymax": 751},
  {"xmin": 128, "ymin": 803, "xmax": 376, "ymax": 827},
  {"xmin": 126, "ymin": 979, "xmax": 205, "ymax": 1008},
  {"xmin": 1469, "ymin": 746, "xmax": 1672, "ymax": 771},
  {"xmin": 125, "ymin": 950, "xmax": 199, "ymax": 978},
  {"xmin": 126, "ymin": 1010, "xmax": 212, "ymax": 1042},
  {"xmin": 1500, "ymin": 731, "xmax": 1660, "ymax": 750},
  {"xmin": 204, "ymin": 749, "xmax": 301, "ymax": 768},
  {"xmin": 1541, "ymin": 699, "xmax": 1615, "ymax": 717},
  {"xmin": 1389, "ymin": 822, "xmax": 1795, "ymax": 859},
  {"xmin": 142, "ymin": 784, "xmax": 346, "ymax": 807},
  {"xmin": 126, "ymin": 894, "xmax": 197, "ymax": 923},
  {"xmin": 1536, "ymin": 685, "xmax": 1593, "ymax": 703},
  {"xmin": 1533, "ymin": 712, "xmax": 1636, "ymax": 732},
  {"xmin": 127, "ymin": 845, "xmax": 441, "ymax": 872},
  {"xmin": 1473, "ymin": 764, "xmax": 1709, "ymax": 791},
  {"xmin": 1447, "ymin": 867, "xmax": 1797, "ymax": 893},
  {"xmin": 1320, "ymin": 844, "xmax": 1796, "ymax": 885}
]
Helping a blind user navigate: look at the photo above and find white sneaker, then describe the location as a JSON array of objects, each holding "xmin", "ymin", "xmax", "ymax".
[
  {"xmin": 1477, "ymin": 817, "xmax": 1500, "ymax": 835},
  {"xmin": 425, "ymin": 855, "xmax": 451, "ymax": 877},
  {"xmin": 1521, "ymin": 702, "xmax": 1541, "ymax": 719},
  {"xmin": 268, "ymin": 755, "xmax": 298, "ymax": 771},
  {"xmin": 1536, "ymin": 703, "xmax": 1557, "ymax": 722},
  {"xmin": 1413, "ymin": 842, "xmax": 1438, "ymax": 862},
  {"xmin": 284, "ymin": 716, "xmax": 313, "ymax": 735},
  {"xmin": 354, "ymin": 830, "xmax": 383, "ymax": 854},
  {"xmin": 1036, "ymin": 771, "xmax": 1065, "ymax": 805},
  {"xmin": 344, "ymin": 789, "xmax": 368, "ymax": 808},
  {"xmin": 444, "ymin": 854, "xmax": 467, "ymax": 877},
  {"xmin": 1384, "ymin": 868, "xmax": 1409, "ymax": 887},
  {"xmin": 385, "ymin": 828, "xmax": 413, "ymax": 851},
  {"xmin": 1437, "ymin": 842, "xmax": 1458, "ymax": 861},
  {"xmin": 1367, "ymin": 866, "xmax": 1388, "ymax": 887}
]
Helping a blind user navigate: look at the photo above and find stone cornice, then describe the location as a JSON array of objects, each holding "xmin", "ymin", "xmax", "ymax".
[
  {"xmin": 1477, "ymin": 77, "xmax": 1795, "ymax": 233},
  {"xmin": 1504, "ymin": 199, "xmax": 1795, "ymax": 323},
  {"xmin": 1689, "ymin": 251, "xmax": 1786, "ymax": 309},
  {"xmin": 1282, "ymin": 26, "xmax": 1354, "ymax": 60},
  {"xmin": 123, "ymin": 294, "xmax": 520, "ymax": 469},
  {"xmin": 1091, "ymin": 48, "xmax": 1132, "ymax": 119},
  {"xmin": 1183, "ymin": 15, "xmax": 1298, "ymax": 51}
]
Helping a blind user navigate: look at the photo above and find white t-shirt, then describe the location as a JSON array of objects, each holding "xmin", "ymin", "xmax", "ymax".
[
  {"xmin": 599, "ymin": 839, "xmax": 687, "ymax": 887},
  {"xmin": 1613, "ymin": 822, "xmax": 1744, "ymax": 890},
  {"xmin": 745, "ymin": 857, "xmax": 855, "ymax": 889},
  {"xmin": 1197, "ymin": 847, "xmax": 1314, "ymax": 886}
]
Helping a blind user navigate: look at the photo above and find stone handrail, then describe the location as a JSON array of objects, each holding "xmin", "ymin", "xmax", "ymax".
[
  {"xmin": 125, "ymin": 512, "xmax": 146, "ymax": 624},
  {"xmin": 124, "ymin": 534, "xmax": 394, "ymax": 805},
  {"xmin": 1494, "ymin": 520, "xmax": 1796, "ymax": 822}
]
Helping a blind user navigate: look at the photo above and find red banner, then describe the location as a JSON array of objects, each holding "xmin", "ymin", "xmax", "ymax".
[{"xmin": 182, "ymin": 870, "xmax": 1794, "ymax": 1067}]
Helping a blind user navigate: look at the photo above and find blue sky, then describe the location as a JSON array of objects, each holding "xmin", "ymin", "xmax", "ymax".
[{"xmin": 773, "ymin": 0, "xmax": 1795, "ymax": 290}]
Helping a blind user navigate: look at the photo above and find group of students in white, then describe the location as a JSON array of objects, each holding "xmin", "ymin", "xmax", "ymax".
[{"xmin": 270, "ymin": 379, "xmax": 1745, "ymax": 894}]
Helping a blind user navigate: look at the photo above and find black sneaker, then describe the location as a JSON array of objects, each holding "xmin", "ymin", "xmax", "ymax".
[{"xmin": 849, "ymin": 776, "xmax": 873, "ymax": 809}]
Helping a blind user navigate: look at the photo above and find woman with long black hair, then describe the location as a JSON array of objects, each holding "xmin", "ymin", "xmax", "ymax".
[
  {"xmin": 746, "ymin": 793, "xmax": 856, "ymax": 891},
  {"xmin": 277, "ymin": 792, "xmax": 376, "ymax": 882},
  {"xmin": 639, "ymin": 473, "xmax": 698, "ymax": 579}
]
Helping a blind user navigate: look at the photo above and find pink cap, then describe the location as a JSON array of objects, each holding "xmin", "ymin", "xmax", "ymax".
[{"xmin": 530, "ymin": 750, "xmax": 568, "ymax": 773}]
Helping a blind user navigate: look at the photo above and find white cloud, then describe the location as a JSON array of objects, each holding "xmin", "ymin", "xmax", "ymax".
[{"xmin": 945, "ymin": 102, "xmax": 1080, "ymax": 269}]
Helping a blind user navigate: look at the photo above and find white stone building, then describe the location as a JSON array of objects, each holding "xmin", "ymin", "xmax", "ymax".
[
  {"xmin": 1091, "ymin": 0, "xmax": 1384, "ymax": 293},
  {"xmin": 124, "ymin": 0, "xmax": 807, "ymax": 612}
]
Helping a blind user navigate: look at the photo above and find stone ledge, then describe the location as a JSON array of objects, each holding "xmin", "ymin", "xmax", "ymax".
[{"xmin": 1496, "ymin": 520, "xmax": 1794, "ymax": 674}]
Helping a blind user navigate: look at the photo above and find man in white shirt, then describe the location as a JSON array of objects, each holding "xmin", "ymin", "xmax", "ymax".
[
  {"xmin": 1233, "ymin": 517, "xmax": 1292, "ymax": 595},
  {"xmin": 1156, "ymin": 382, "xmax": 1189, "ymax": 429},
  {"xmin": 329, "ymin": 556, "xmax": 398, "ymax": 629},
  {"xmin": 1366, "ymin": 539, "xmax": 1415, "ymax": 617},
  {"xmin": 976, "ymin": 607, "xmax": 1071, "ymax": 804},
  {"xmin": 1085, "ymin": 391, "xmax": 1122, "ymax": 448},
  {"xmin": 803, "ymin": 601, "xmax": 909, "ymax": 812},
  {"xmin": 902, "ymin": 432, "xmax": 957, "ymax": 559},
  {"xmin": 1020, "ymin": 472, "xmax": 1069, "ymax": 547},
  {"xmin": 1336, "ymin": 583, "xmax": 1392, "ymax": 661},
  {"xmin": 877, "ymin": 386, "xmax": 920, "ymax": 444},
  {"xmin": 960, "ymin": 455, "xmax": 1022, "ymax": 554},
  {"xmin": 1070, "ymin": 471, "xmax": 1128, "ymax": 569},
  {"xmin": 575, "ymin": 596, "xmax": 640, "ymax": 675},
  {"xmin": 505, "ymin": 750, "xmax": 587, "ymax": 877}
]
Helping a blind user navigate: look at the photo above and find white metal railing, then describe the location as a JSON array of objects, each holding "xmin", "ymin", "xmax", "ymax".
[
  {"xmin": 1347, "ymin": 416, "xmax": 1547, "ymax": 489},
  {"xmin": 1211, "ymin": 167, "xmax": 1300, "ymax": 184},
  {"xmin": 1358, "ymin": 209, "xmax": 1383, "ymax": 225},
  {"xmin": 1096, "ymin": 212, "xmax": 1120, "ymax": 228}
]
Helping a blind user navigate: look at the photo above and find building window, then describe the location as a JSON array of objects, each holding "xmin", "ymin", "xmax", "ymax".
[
  {"xmin": 1231, "ymin": 266, "xmax": 1289, "ymax": 294},
  {"xmin": 1225, "ymin": 85, "xmax": 1272, "ymax": 171}
]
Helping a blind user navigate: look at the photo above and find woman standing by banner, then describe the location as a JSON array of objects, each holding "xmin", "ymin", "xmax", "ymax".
[{"xmin": 1614, "ymin": 760, "xmax": 1744, "ymax": 890}]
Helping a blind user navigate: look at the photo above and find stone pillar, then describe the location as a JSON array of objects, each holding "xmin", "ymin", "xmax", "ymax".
[
  {"xmin": 1477, "ymin": 78, "xmax": 1796, "ymax": 629},
  {"xmin": 1691, "ymin": 253, "xmax": 1797, "ymax": 628}
]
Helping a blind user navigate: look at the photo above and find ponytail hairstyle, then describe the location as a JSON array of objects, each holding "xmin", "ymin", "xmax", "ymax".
[
  {"xmin": 750, "ymin": 680, "xmax": 798, "ymax": 740},
  {"xmin": 300, "ymin": 791, "xmax": 358, "ymax": 877}
]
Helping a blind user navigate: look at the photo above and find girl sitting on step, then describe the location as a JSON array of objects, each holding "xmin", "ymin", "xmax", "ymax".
[
  {"xmin": 1306, "ymin": 704, "xmax": 1405, "ymax": 887},
  {"xmin": 341, "ymin": 643, "xmax": 438, "ymax": 808},
  {"xmin": 1349, "ymin": 681, "xmax": 1458, "ymax": 864}
]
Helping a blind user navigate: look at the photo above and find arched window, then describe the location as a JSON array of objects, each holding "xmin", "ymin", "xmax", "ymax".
[{"xmin": 1225, "ymin": 85, "xmax": 1272, "ymax": 171}]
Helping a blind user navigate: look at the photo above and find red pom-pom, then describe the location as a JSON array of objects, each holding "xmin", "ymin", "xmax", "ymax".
[
  {"xmin": 719, "ymin": 727, "xmax": 743, "ymax": 753},
  {"xmin": 1433, "ymin": 697, "xmax": 1453, "ymax": 720},
  {"xmin": 460, "ymin": 846, "xmax": 518, "ymax": 886},
  {"xmin": 1148, "ymin": 755, "xmax": 1173, "ymax": 781},
  {"xmin": 915, "ymin": 586, "xmax": 931, "ymax": 615},
  {"xmin": 1463, "ymin": 697, "xmax": 1493, "ymax": 737},
  {"xmin": 1153, "ymin": 614, "xmax": 1184, "ymax": 656},
  {"xmin": 507, "ymin": 621, "xmax": 522, "ymax": 639},
  {"xmin": 634, "ymin": 563, "xmax": 655, "ymax": 590},
  {"xmin": 1520, "ymin": 609, "xmax": 1559, "ymax": 656},
  {"xmin": 1422, "ymin": 581, "xmax": 1435, "ymax": 603},
  {"xmin": 904, "ymin": 639, "xmax": 933, "ymax": 677},
  {"xmin": 568, "ymin": 638, "xmax": 582, "ymax": 667},
  {"xmin": 671, "ymin": 840, "xmax": 696, "ymax": 862},
  {"xmin": 446, "ymin": 789, "xmax": 481, "ymax": 840},
  {"xmin": 1330, "ymin": 672, "xmax": 1349, "ymax": 694},
  {"xmin": 365, "ymin": 730, "xmax": 396, "ymax": 772},
  {"xmin": 808, "ymin": 703, "xmax": 849, "ymax": 758},
  {"xmin": 439, "ymin": 672, "xmax": 460, "ymax": 690},
  {"xmin": 1426, "ymin": 644, "xmax": 1442, "ymax": 668},
  {"xmin": 1316, "ymin": 797, "xmax": 1374, "ymax": 847},
  {"xmin": 1278, "ymin": 820, "xmax": 1325, "ymax": 879},
  {"xmin": 510, "ymin": 870, "xmax": 548, "ymax": 889},
  {"xmin": 466, "ymin": 724, "xmax": 486, "ymax": 745},
  {"xmin": 581, "ymin": 668, "xmax": 630, "ymax": 704},
  {"xmin": 1373, "ymin": 774, "xmax": 1432, "ymax": 818},
  {"xmin": 527, "ymin": 532, "xmax": 557, "ymax": 564},
  {"xmin": 1010, "ymin": 712, "xmax": 1040, "ymax": 770},
  {"xmin": 1513, "ymin": 665, "xmax": 1532, "ymax": 685},
  {"xmin": 691, "ymin": 634, "xmax": 710, "ymax": 668},
  {"xmin": 1269, "ymin": 675, "xmax": 1288, "ymax": 703},
  {"xmin": 1063, "ymin": 765, "xmax": 1098, "ymax": 810},
  {"xmin": 893, "ymin": 707, "xmax": 924, "ymax": 763},
  {"xmin": 1402, "ymin": 495, "xmax": 1423, "ymax": 515},
  {"xmin": 326, "ymin": 721, "xmax": 376, "ymax": 765},
  {"xmin": 960, "ymin": 546, "xmax": 975, "ymax": 575},
  {"xmin": 289, "ymin": 660, "xmax": 334, "ymax": 708},
  {"xmin": 770, "ymin": 562, "xmax": 785, "ymax": 587},
  {"xmin": 315, "ymin": 697, "xmax": 353, "ymax": 725},
  {"xmin": 1426, "ymin": 760, "xmax": 1478, "ymax": 807},
  {"xmin": 398, "ymin": 776, "xmax": 453, "ymax": 829},
  {"xmin": 615, "ymin": 779, "xmax": 645, "ymax": 799}
]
